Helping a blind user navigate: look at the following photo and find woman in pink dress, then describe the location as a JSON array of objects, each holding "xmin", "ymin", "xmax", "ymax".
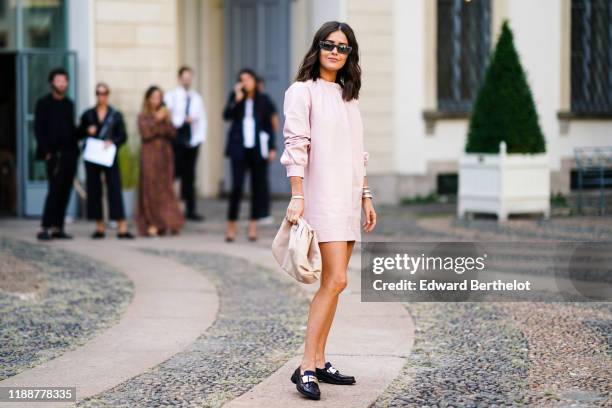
[{"xmin": 281, "ymin": 21, "xmax": 377, "ymax": 400}]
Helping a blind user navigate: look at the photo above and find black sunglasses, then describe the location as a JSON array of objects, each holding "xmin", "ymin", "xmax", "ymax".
[
  {"xmin": 96, "ymin": 91, "xmax": 109, "ymax": 96},
  {"xmin": 319, "ymin": 40, "xmax": 352, "ymax": 55}
]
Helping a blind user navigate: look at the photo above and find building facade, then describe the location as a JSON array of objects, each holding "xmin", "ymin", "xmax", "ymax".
[{"xmin": 1, "ymin": 0, "xmax": 610, "ymax": 217}]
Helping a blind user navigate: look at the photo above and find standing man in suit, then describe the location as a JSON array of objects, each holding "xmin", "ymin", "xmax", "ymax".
[
  {"xmin": 164, "ymin": 66, "xmax": 207, "ymax": 221},
  {"xmin": 34, "ymin": 68, "xmax": 79, "ymax": 240}
]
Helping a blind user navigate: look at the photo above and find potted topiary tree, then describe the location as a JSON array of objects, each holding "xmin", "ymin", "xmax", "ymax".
[
  {"xmin": 458, "ymin": 20, "xmax": 550, "ymax": 222},
  {"xmin": 118, "ymin": 144, "xmax": 139, "ymax": 219}
]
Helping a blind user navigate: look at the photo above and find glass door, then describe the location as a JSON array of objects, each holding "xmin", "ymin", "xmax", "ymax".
[{"xmin": 17, "ymin": 49, "xmax": 77, "ymax": 216}]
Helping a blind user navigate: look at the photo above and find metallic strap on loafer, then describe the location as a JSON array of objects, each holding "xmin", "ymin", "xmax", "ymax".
[
  {"xmin": 302, "ymin": 374, "xmax": 318, "ymax": 383},
  {"xmin": 326, "ymin": 365, "xmax": 338, "ymax": 374}
]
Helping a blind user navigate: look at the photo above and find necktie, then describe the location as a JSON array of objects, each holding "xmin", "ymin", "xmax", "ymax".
[{"xmin": 184, "ymin": 93, "xmax": 192, "ymax": 142}]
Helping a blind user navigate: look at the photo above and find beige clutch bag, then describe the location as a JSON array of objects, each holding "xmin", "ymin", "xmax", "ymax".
[{"xmin": 271, "ymin": 217, "xmax": 322, "ymax": 284}]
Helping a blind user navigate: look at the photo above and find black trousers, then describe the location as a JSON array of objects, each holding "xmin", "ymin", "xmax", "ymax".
[
  {"xmin": 174, "ymin": 143, "xmax": 200, "ymax": 215},
  {"xmin": 85, "ymin": 161, "xmax": 125, "ymax": 221},
  {"xmin": 228, "ymin": 148, "xmax": 269, "ymax": 221},
  {"xmin": 41, "ymin": 150, "xmax": 78, "ymax": 230}
]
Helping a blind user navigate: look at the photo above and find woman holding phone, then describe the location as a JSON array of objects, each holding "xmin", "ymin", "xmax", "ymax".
[
  {"xmin": 222, "ymin": 68, "xmax": 277, "ymax": 242},
  {"xmin": 136, "ymin": 85, "xmax": 184, "ymax": 237},
  {"xmin": 280, "ymin": 21, "xmax": 377, "ymax": 400}
]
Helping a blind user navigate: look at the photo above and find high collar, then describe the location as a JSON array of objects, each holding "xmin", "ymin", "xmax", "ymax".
[{"xmin": 315, "ymin": 77, "xmax": 341, "ymax": 89}]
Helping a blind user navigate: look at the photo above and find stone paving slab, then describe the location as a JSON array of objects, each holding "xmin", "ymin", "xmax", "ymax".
[{"xmin": 227, "ymin": 355, "xmax": 406, "ymax": 408}]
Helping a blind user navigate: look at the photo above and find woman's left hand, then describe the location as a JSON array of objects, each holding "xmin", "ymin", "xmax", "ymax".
[{"xmin": 362, "ymin": 198, "xmax": 376, "ymax": 232}]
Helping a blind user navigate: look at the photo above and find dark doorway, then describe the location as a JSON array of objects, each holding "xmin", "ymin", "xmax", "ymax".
[
  {"xmin": 0, "ymin": 52, "xmax": 17, "ymax": 216},
  {"xmin": 224, "ymin": 0, "xmax": 291, "ymax": 196}
]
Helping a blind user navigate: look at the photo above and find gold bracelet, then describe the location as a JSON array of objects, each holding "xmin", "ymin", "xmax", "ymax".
[{"xmin": 291, "ymin": 195, "xmax": 304, "ymax": 200}]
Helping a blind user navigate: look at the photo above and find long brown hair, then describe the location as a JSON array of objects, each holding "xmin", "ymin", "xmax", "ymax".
[
  {"xmin": 295, "ymin": 21, "xmax": 361, "ymax": 101},
  {"xmin": 141, "ymin": 85, "xmax": 163, "ymax": 115}
]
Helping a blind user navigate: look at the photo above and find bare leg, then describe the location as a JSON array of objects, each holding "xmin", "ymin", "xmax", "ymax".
[
  {"xmin": 315, "ymin": 240, "xmax": 355, "ymax": 368},
  {"xmin": 95, "ymin": 220, "xmax": 105, "ymax": 233},
  {"xmin": 247, "ymin": 219, "xmax": 257, "ymax": 239},
  {"xmin": 225, "ymin": 220, "xmax": 237, "ymax": 240},
  {"xmin": 147, "ymin": 225, "xmax": 158, "ymax": 237},
  {"xmin": 117, "ymin": 219, "xmax": 128, "ymax": 234},
  {"xmin": 300, "ymin": 241, "xmax": 349, "ymax": 374}
]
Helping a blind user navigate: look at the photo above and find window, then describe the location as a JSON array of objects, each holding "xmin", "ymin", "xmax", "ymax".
[
  {"xmin": 437, "ymin": 0, "xmax": 491, "ymax": 113},
  {"xmin": 22, "ymin": 0, "xmax": 67, "ymax": 48},
  {"xmin": 571, "ymin": 0, "xmax": 612, "ymax": 115}
]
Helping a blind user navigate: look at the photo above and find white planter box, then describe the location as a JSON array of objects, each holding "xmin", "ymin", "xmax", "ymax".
[{"xmin": 458, "ymin": 142, "xmax": 550, "ymax": 222}]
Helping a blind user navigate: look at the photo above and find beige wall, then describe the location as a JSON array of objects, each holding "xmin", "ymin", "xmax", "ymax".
[
  {"xmin": 93, "ymin": 0, "xmax": 179, "ymax": 149},
  {"xmin": 346, "ymin": 0, "xmax": 394, "ymax": 175},
  {"xmin": 177, "ymin": 0, "xmax": 225, "ymax": 197}
]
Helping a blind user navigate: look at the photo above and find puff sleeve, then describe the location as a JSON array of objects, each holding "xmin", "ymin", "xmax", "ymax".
[{"xmin": 280, "ymin": 82, "xmax": 311, "ymax": 178}]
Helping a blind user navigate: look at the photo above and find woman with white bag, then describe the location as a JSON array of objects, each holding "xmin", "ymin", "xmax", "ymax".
[{"xmin": 279, "ymin": 21, "xmax": 377, "ymax": 400}]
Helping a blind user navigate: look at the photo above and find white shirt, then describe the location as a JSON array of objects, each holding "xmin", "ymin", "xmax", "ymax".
[
  {"xmin": 242, "ymin": 98, "xmax": 256, "ymax": 148},
  {"xmin": 164, "ymin": 86, "xmax": 207, "ymax": 147}
]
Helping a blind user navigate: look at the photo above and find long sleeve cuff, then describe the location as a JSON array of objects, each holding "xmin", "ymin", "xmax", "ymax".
[{"xmin": 286, "ymin": 164, "xmax": 305, "ymax": 178}]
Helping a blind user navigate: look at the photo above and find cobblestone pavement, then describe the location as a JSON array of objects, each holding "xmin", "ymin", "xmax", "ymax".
[
  {"xmin": 168, "ymin": 199, "xmax": 612, "ymax": 406},
  {"xmin": 373, "ymin": 302, "xmax": 530, "ymax": 407},
  {"xmin": 78, "ymin": 249, "xmax": 309, "ymax": 408},
  {"xmin": 0, "ymin": 237, "xmax": 133, "ymax": 380},
  {"xmin": 363, "ymin": 204, "xmax": 612, "ymax": 408},
  {"xmin": 1, "ymin": 199, "xmax": 610, "ymax": 407}
]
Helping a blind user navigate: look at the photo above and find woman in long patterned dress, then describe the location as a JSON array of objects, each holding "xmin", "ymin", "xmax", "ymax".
[
  {"xmin": 136, "ymin": 86, "xmax": 185, "ymax": 237},
  {"xmin": 281, "ymin": 21, "xmax": 377, "ymax": 400}
]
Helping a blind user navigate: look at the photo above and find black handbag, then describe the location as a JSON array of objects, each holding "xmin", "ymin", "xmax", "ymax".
[{"xmin": 176, "ymin": 121, "xmax": 191, "ymax": 147}]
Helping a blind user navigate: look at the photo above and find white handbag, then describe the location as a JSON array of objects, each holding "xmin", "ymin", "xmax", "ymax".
[{"xmin": 271, "ymin": 217, "xmax": 322, "ymax": 284}]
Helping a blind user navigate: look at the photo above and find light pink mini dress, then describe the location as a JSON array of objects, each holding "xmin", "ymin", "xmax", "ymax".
[{"xmin": 280, "ymin": 78, "xmax": 369, "ymax": 243}]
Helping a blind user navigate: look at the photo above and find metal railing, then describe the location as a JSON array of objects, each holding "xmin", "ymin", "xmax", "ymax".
[{"xmin": 574, "ymin": 146, "xmax": 612, "ymax": 214}]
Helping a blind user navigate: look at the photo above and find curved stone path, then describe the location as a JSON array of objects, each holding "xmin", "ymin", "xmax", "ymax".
[
  {"xmin": 134, "ymin": 236, "xmax": 415, "ymax": 408},
  {"xmin": 0, "ymin": 237, "xmax": 133, "ymax": 381},
  {"xmin": 78, "ymin": 249, "xmax": 309, "ymax": 407},
  {"xmin": 0, "ymin": 227, "xmax": 218, "ymax": 405},
  {"xmin": 0, "ymin": 221, "xmax": 415, "ymax": 407}
]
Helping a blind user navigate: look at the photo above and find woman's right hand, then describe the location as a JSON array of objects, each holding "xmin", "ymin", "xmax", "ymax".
[
  {"xmin": 285, "ymin": 198, "xmax": 304, "ymax": 224},
  {"xmin": 233, "ymin": 82, "xmax": 245, "ymax": 102}
]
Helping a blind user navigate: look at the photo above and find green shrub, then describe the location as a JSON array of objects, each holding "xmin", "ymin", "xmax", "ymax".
[
  {"xmin": 118, "ymin": 144, "xmax": 139, "ymax": 190},
  {"xmin": 466, "ymin": 20, "xmax": 546, "ymax": 154}
]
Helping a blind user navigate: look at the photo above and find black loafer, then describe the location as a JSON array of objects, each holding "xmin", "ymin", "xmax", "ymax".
[
  {"xmin": 315, "ymin": 362, "xmax": 356, "ymax": 385},
  {"xmin": 117, "ymin": 232, "xmax": 135, "ymax": 239},
  {"xmin": 186, "ymin": 213, "xmax": 204, "ymax": 222},
  {"xmin": 91, "ymin": 231, "xmax": 106, "ymax": 239},
  {"xmin": 51, "ymin": 230, "xmax": 73, "ymax": 239},
  {"xmin": 291, "ymin": 367, "xmax": 321, "ymax": 400},
  {"xmin": 37, "ymin": 230, "xmax": 53, "ymax": 241}
]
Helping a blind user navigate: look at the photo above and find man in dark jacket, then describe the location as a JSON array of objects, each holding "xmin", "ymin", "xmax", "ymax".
[{"xmin": 34, "ymin": 68, "xmax": 79, "ymax": 240}]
